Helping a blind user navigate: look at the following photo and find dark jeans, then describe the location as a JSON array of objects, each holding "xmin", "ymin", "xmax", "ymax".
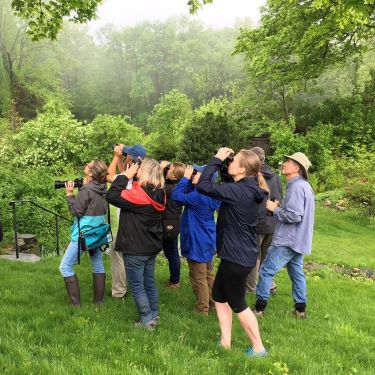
[
  {"xmin": 123, "ymin": 254, "xmax": 158, "ymax": 324},
  {"xmin": 162, "ymin": 237, "xmax": 180, "ymax": 284}
]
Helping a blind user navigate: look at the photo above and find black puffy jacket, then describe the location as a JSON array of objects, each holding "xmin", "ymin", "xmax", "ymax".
[{"xmin": 106, "ymin": 175, "xmax": 166, "ymax": 256}]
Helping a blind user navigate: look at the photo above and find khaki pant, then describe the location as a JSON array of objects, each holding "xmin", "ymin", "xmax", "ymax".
[
  {"xmin": 187, "ymin": 259, "xmax": 215, "ymax": 315},
  {"xmin": 246, "ymin": 233, "xmax": 274, "ymax": 293},
  {"xmin": 110, "ymin": 248, "xmax": 127, "ymax": 297}
]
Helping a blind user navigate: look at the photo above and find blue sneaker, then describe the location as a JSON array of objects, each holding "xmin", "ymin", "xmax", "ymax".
[{"xmin": 245, "ymin": 347, "xmax": 268, "ymax": 357}]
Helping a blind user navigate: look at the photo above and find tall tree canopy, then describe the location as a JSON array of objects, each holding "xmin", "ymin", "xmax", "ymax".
[
  {"xmin": 11, "ymin": 0, "xmax": 214, "ymax": 40},
  {"xmin": 236, "ymin": 0, "xmax": 375, "ymax": 84}
]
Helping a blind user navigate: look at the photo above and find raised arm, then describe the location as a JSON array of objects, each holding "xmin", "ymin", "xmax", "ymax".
[
  {"xmin": 107, "ymin": 145, "xmax": 125, "ymax": 183},
  {"xmin": 197, "ymin": 157, "xmax": 241, "ymax": 204}
]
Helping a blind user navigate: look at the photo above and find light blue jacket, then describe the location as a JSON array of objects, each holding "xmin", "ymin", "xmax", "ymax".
[
  {"xmin": 172, "ymin": 177, "xmax": 220, "ymax": 263},
  {"xmin": 272, "ymin": 176, "xmax": 314, "ymax": 255}
]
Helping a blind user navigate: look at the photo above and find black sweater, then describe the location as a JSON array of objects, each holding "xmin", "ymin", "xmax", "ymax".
[
  {"xmin": 106, "ymin": 175, "xmax": 165, "ymax": 256},
  {"xmin": 197, "ymin": 157, "xmax": 268, "ymax": 267}
]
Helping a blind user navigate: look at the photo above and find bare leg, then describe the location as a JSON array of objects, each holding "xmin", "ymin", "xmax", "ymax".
[
  {"xmin": 237, "ymin": 307, "xmax": 265, "ymax": 352},
  {"xmin": 215, "ymin": 302, "xmax": 232, "ymax": 348}
]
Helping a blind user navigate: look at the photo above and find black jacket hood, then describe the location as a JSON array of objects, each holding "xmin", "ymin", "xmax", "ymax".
[{"xmin": 261, "ymin": 164, "xmax": 277, "ymax": 180}]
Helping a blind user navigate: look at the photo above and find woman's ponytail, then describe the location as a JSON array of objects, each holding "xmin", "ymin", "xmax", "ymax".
[{"xmin": 257, "ymin": 173, "xmax": 269, "ymax": 194}]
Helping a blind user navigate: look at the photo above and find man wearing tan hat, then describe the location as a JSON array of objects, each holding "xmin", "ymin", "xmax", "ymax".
[{"xmin": 253, "ymin": 152, "xmax": 314, "ymax": 319}]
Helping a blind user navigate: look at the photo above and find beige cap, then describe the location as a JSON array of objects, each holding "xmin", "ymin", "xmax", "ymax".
[{"xmin": 284, "ymin": 152, "xmax": 312, "ymax": 180}]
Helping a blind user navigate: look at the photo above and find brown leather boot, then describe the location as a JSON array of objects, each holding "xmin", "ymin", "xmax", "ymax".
[
  {"xmin": 93, "ymin": 273, "xmax": 106, "ymax": 304},
  {"xmin": 63, "ymin": 275, "xmax": 81, "ymax": 307}
]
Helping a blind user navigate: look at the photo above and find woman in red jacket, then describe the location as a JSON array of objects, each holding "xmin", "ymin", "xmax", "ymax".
[{"xmin": 106, "ymin": 158, "xmax": 165, "ymax": 330}]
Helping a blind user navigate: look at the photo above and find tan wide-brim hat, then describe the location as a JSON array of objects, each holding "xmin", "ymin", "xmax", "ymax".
[{"xmin": 284, "ymin": 152, "xmax": 312, "ymax": 180}]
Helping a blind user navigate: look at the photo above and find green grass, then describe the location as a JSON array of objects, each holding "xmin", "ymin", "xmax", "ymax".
[
  {"xmin": 0, "ymin": 206, "xmax": 374, "ymax": 374},
  {"xmin": 309, "ymin": 206, "xmax": 375, "ymax": 269}
]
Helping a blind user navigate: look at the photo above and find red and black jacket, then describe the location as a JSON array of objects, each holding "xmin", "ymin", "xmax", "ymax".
[{"xmin": 106, "ymin": 175, "xmax": 166, "ymax": 256}]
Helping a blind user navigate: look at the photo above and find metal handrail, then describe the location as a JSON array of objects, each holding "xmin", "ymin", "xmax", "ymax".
[{"xmin": 9, "ymin": 200, "xmax": 73, "ymax": 259}]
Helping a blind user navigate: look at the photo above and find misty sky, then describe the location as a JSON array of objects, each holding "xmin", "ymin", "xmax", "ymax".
[{"xmin": 88, "ymin": 0, "xmax": 266, "ymax": 30}]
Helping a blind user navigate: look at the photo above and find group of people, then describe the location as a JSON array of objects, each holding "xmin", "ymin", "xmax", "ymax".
[{"xmin": 58, "ymin": 143, "xmax": 315, "ymax": 357}]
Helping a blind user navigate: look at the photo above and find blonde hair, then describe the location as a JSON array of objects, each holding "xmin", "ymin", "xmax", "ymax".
[
  {"xmin": 90, "ymin": 159, "xmax": 108, "ymax": 184},
  {"xmin": 137, "ymin": 158, "xmax": 165, "ymax": 189},
  {"xmin": 238, "ymin": 150, "xmax": 270, "ymax": 193},
  {"xmin": 170, "ymin": 162, "xmax": 186, "ymax": 180}
]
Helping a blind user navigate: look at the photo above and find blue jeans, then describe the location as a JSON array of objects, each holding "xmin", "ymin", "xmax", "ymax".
[
  {"xmin": 163, "ymin": 237, "xmax": 180, "ymax": 284},
  {"xmin": 123, "ymin": 254, "xmax": 159, "ymax": 324},
  {"xmin": 59, "ymin": 241, "xmax": 105, "ymax": 277},
  {"xmin": 256, "ymin": 245, "xmax": 306, "ymax": 304}
]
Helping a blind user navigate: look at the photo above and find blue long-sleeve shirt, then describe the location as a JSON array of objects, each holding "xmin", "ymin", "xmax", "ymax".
[
  {"xmin": 172, "ymin": 177, "xmax": 220, "ymax": 263},
  {"xmin": 272, "ymin": 176, "xmax": 315, "ymax": 254}
]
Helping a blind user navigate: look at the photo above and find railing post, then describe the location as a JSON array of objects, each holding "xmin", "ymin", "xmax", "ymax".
[
  {"xmin": 10, "ymin": 202, "xmax": 19, "ymax": 259},
  {"xmin": 55, "ymin": 216, "xmax": 60, "ymax": 256}
]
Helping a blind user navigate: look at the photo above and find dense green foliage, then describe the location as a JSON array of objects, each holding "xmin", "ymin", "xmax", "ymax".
[
  {"xmin": 1, "ymin": 0, "xmax": 375, "ymax": 252},
  {"xmin": 11, "ymin": 0, "xmax": 213, "ymax": 40}
]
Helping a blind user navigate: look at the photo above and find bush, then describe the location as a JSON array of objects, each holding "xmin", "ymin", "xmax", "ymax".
[
  {"xmin": 83, "ymin": 114, "xmax": 145, "ymax": 163},
  {"xmin": 0, "ymin": 164, "xmax": 78, "ymax": 255},
  {"xmin": 267, "ymin": 117, "xmax": 308, "ymax": 166},
  {"xmin": 342, "ymin": 146, "xmax": 375, "ymax": 215},
  {"xmin": 146, "ymin": 90, "xmax": 192, "ymax": 161},
  {"xmin": 1, "ymin": 96, "xmax": 86, "ymax": 168},
  {"xmin": 177, "ymin": 99, "xmax": 236, "ymax": 164}
]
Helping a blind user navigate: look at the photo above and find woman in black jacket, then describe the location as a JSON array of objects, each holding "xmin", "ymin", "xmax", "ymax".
[
  {"xmin": 197, "ymin": 147, "xmax": 269, "ymax": 357},
  {"xmin": 106, "ymin": 158, "xmax": 166, "ymax": 330},
  {"xmin": 160, "ymin": 161, "xmax": 185, "ymax": 288}
]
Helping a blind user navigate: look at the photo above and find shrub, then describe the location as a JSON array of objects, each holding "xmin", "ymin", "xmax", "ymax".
[
  {"xmin": 146, "ymin": 90, "xmax": 192, "ymax": 161},
  {"xmin": 0, "ymin": 164, "xmax": 78, "ymax": 255},
  {"xmin": 1, "ymin": 96, "xmax": 86, "ymax": 168},
  {"xmin": 177, "ymin": 99, "xmax": 236, "ymax": 164},
  {"xmin": 267, "ymin": 117, "xmax": 308, "ymax": 166},
  {"xmin": 83, "ymin": 114, "xmax": 145, "ymax": 163},
  {"xmin": 342, "ymin": 146, "xmax": 375, "ymax": 215}
]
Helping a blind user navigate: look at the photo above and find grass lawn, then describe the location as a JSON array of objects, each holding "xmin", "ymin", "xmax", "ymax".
[{"xmin": 0, "ymin": 206, "xmax": 374, "ymax": 374}]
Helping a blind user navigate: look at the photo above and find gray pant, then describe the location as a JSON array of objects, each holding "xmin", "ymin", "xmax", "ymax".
[{"xmin": 246, "ymin": 233, "xmax": 274, "ymax": 293}]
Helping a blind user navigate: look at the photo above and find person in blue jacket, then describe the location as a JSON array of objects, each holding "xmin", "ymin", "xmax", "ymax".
[
  {"xmin": 172, "ymin": 164, "xmax": 220, "ymax": 315},
  {"xmin": 197, "ymin": 147, "xmax": 269, "ymax": 357}
]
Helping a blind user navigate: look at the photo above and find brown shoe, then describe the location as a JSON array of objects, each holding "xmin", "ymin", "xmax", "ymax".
[
  {"xmin": 252, "ymin": 309, "xmax": 265, "ymax": 318},
  {"xmin": 166, "ymin": 282, "xmax": 180, "ymax": 289},
  {"xmin": 292, "ymin": 310, "xmax": 307, "ymax": 319}
]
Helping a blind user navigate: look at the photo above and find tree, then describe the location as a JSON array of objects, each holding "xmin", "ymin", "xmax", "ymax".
[
  {"xmin": 11, "ymin": 0, "xmax": 214, "ymax": 41},
  {"xmin": 3, "ymin": 93, "xmax": 86, "ymax": 168},
  {"xmin": 177, "ymin": 98, "xmax": 236, "ymax": 164},
  {"xmin": 83, "ymin": 114, "xmax": 145, "ymax": 163},
  {"xmin": 236, "ymin": 0, "xmax": 375, "ymax": 86},
  {"xmin": 146, "ymin": 90, "xmax": 192, "ymax": 160}
]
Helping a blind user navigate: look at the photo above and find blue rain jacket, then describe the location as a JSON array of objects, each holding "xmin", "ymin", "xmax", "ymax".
[{"xmin": 172, "ymin": 177, "xmax": 220, "ymax": 263}]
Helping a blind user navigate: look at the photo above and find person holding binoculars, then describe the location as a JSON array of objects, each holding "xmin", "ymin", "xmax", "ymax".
[
  {"xmin": 106, "ymin": 158, "xmax": 165, "ymax": 330},
  {"xmin": 160, "ymin": 161, "xmax": 186, "ymax": 289},
  {"xmin": 172, "ymin": 164, "xmax": 220, "ymax": 315},
  {"xmin": 197, "ymin": 147, "xmax": 269, "ymax": 357},
  {"xmin": 107, "ymin": 144, "xmax": 147, "ymax": 299},
  {"xmin": 59, "ymin": 159, "xmax": 109, "ymax": 307}
]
